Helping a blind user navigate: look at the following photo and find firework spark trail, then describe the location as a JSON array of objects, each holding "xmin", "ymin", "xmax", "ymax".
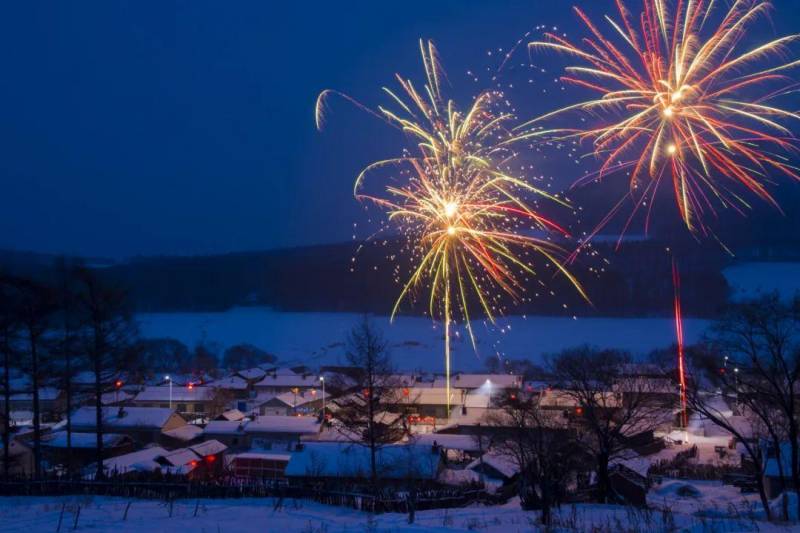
[
  {"xmin": 317, "ymin": 40, "xmax": 588, "ymax": 414},
  {"xmin": 672, "ymin": 258, "xmax": 688, "ymax": 430},
  {"xmin": 524, "ymin": 0, "xmax": 800, "ymax": 241}
]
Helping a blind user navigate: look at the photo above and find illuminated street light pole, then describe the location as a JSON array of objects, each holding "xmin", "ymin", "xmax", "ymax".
[
  {"xmin": 165, "ymin": 375, "xmax": 173, "ymax": 410},
  {"xmin": 319, "ymin": 376, "xmax": 325, "ymax": 419}
]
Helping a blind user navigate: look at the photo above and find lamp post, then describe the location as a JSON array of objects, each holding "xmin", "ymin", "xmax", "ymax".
[
  {"xmin": 165, "ymin": 375, "xmax": 173, "ymax": 410},
  {"xmin": 320, "ymin": 376, "xmax": 325, "ymax": 419}
]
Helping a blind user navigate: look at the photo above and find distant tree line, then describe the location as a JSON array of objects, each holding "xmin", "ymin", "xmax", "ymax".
[{"xmin": 0, "ymin": 239, "xmax": 732, "ymax": 317}]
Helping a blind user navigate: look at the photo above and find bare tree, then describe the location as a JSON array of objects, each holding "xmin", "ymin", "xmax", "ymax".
[
  {"xmin": 550, "ymin": 346, "xmax": 675, "ymax": 503},
  {"xmin": 73, "ymin": 267, "xmax": 137, "ymax": 480},
  {"xmin": 684, "ymin": 346, "xmax": 774, "ymax": 520},
  {"xmin": 0, "ymin": 277, "xmax": 21, "ymax": 481},
  {"xmin": 485, "ymin": 393, "xmax": 580, "ymax": 525},
  {"xmin": 330, "ymin": 318, "xmax": 406, "ymax": 486},
  {"xmin": 11, "ymin": 277, "xmax": 57, "ymax": 479},
  {"xmin": 703, "ymin": 294, "xmax": 800, "ymax": 519}
]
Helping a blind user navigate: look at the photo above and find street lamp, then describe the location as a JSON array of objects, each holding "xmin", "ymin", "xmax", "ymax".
[
  {"xmin": 165, "ymin": 375, "xmax": 173, "ymax": 410},
  {"xmin": 724, "ymin": 355, "xmax": 729, "ymax": 368},
  {"xmin": 319, "ymin": 376, "xmax": 326, "ymax": 419}
]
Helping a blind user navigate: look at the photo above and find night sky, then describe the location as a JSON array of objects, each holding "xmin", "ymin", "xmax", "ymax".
[{"xmin": 1, "ymin": 1, "xmax": 798, "ymax": 258}]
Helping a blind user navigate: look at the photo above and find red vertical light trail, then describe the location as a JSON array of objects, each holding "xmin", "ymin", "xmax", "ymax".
[{"xmin": 672, "ymin": 259, "xmax": 688, "ymax": 429}]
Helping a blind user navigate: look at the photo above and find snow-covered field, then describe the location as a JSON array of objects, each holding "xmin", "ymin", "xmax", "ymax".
[
  {"xmin": 723, "ymin": 262, "xmax": 800, "ymax": 302},
  {"xmin": 133, "ymin": 261, "xmax": 799, "ymax": 372},
  {"xmin": 138, "ymin": 308, "xmax": 709, "ymax": 372},
  {"xmin": 0, "ymin": 484, "xmax": 792, "ymax": 533}
]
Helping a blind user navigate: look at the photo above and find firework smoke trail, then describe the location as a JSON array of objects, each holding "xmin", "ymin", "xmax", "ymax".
[
  {"xmin": 317, "ymin": 40, "xmax": 588, "ymax": 414},
  {"xmin": 524, "ymin": 0, "xmax": 800, "ymax": 243}
]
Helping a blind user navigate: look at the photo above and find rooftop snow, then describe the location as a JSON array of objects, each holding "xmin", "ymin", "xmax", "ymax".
[
  {"xmin": 134, "ymin": 385, "xmax": 215, "ymax": 402},
  {"xmin": 286, "ymin": 442, "xmax": 440, "ymax": 479},
  {"xmin": 42, "ymin": 431, "xmax": 129, "ymax": 449},
  {"xmin": 72, "ymin": 406, "xmax": 179, "ymax": 429},
  {"xmin": 162, "ymin": 424, "xmax": 203, "ymax": 442},
  {"xmin": 246, "ymin": 415, "xmax": 320, "ymax": 435}
]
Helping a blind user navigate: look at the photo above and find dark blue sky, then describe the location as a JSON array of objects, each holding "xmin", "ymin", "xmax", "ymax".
[{"xmin": 1, "ymin": 1, "xmax": 797, "ymax": 258}]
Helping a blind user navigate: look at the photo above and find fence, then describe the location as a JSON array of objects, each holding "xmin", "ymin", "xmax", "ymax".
[{"xmin": 0, "ymin": 479, "xmax": 505, "ymax": 513}]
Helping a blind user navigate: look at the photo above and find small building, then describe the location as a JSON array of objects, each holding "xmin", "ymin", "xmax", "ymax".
[
  {"xmin": 71, "ymin": 406, "xmax": 187, "ymax": 446},
  {"xmin": 41, "ymin": 431, "xmax": 135, "ymax": 470},
  {"xmin": 203, "ymin": 420, "xmax": 249, "ymax": 450},
  {"xmin": 433, "ymin": 374, "xmax": 522, "ymax": 393},
  {"xmin": 246, "ymin": 415, "xmax": 321, "ymax": 451},
  {"xmin": 215, "ymin": 409, "xmax": 246, "ymax": 422},
  {"xmin": 467, "ymin": 452, "xmax": 519, "ymax": 483},
  {"xmin": 254, "ymin": 369, "xmax": 320, "ymax": 396},
  {"xmin": 132, "ymin": 386, "xmax": 219, "ymax": 419},
  {"xmin": 229, "ymin": 452, "xmax": 291, "ymax": 480},
  {"xmin": 258, "ymin": 390, "xmax": 326, "ymax": 417},
  {"xmin": 5, "ymin": 388, "xmax": 66, "ymax": 422},
  {"xmin": 103, "ymin": 439, "xmax": 227, "ymax": 480},
  {"xmin": 285, "ymin": 442, "xmax": 442, "ymax": 483}
]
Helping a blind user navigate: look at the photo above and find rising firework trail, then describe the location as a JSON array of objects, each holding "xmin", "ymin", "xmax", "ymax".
[
  {"xmin": 317, "ymin": 40, "xmax": 588, "ymax": 413},
  {"xmin": 525, "ymin": 0, "xmax": 800, "ymax": 241},
  {"xmin": 672, "ymin": 259, "xmax": 688, "ymax": 431}
]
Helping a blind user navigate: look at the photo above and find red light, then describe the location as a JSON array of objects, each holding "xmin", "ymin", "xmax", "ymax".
[
  {"xmin": 187, "ymin": 383, "xmax": 194, "ymax": 390},
  {"xmin": 206, "ymin": 455, "xmax": 215, "ymax": 463},
  {"xmin": 510, "ymin": 394, "xmax": 517, "ymax": 400},
  {"xmin": 190, "ymin": 460, "xmax": 198, "ymax": 467},
  {"xmin": 576, "ymin": 407, "xmax": 583, "ymax": 416},
  {"xmin": 115, "ymin": 380, "xmax": 123, "ymax": 389},
  {"xmin": 719, "ymin": 368, "xmax": 726, "ymax": 374},
  {"xmin": 403, "ymin": 388, "xmax": 410, "ymax": 397}
]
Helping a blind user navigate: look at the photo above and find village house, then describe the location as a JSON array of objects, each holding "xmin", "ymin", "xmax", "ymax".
[
  {"xmin": 210, "ymin": 375, "xmax": 251, "ymax": 410},
  {"xmin": 203, "ymin": 420, "xmax": 249, "ymax": 450},
  {"xmin": 432, "ymin": 374, "xmax": 522, "ymax": 393},
  {"xmin": 254, "ymin": 368, "xmax": 320, "ymax": 396},
  {"xmin": 246, "ymin": 415, "xmax": 321, "ymax": 451},
  {"xmin": 285, "ymin": 442, "xmax": 442, "ymax": 484},
  {"xmin": 132, "ymin": 385, "xmax": 222, "ymax": 419},
  {"xmin": 4, "ymin": 388, "xmax": 66, "ymax": 423},
  {"xmin": 103, "ymin": 439, "xmax": 227, "ymax": 479},
  {"xmin": 71, "ymin": 406, "xmax": 187, "ymax": 447},
  {"xmin": 228, "ymin": 451, "xmax": 291, "ymax": 480},
  {"xmin": 41, "ymin": 431, "xmax": 135, "ymax": 470},
  {"xmin": 258, "ymin": 390, "xmax": 326, "ymax": 416}
]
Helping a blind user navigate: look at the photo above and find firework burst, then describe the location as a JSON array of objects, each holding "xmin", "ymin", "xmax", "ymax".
[
  {"xmin": 526, "ymin": 0, "xmax": 800, "ymax": 238},
  {"xmin": 317, "ymin": 40, "xmax": 587, "ymax": 411}
]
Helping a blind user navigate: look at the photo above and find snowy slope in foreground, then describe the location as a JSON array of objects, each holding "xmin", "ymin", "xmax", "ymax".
[
  {"xmin": 138, "ymin": 307, "xmax": 708, "ymax": 371},
  {"xmin": 0, "ymin": 486, "xmax": 784, "ymax": 533},
  {"xmin": 724, "ymin": 262, "xmax": 800, "ymax": 301}
]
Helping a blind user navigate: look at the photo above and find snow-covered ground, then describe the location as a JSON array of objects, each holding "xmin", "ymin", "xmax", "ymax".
[
  {"xmin": 0, "ymin": 487, "xmax": 793, "ymax": 533},
  {"xmin": 723, "ymin": 262, "xmax": 800, "ymax": 302},
  {"xmin": 137, "ymin": 308, "xmax": 709, "ymax": 372}
]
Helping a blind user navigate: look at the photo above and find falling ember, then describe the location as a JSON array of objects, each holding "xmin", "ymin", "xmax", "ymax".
[
  {"xmin": 525, "ymin": 0, "xmax": 800, "ymax": 240},
  {"xmin": 316, "ymin": 39, "xmax": 588, "ymax": 415}
]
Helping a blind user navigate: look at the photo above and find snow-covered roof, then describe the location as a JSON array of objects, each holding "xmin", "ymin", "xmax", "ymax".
[
  {"xmin": 414, "ymin": 433, "xmax": 482, "ymax": 452},
  {"xmin": 72, "ymin": 406, "xmax": 180, "ymax": 430},
  {"xmin": 255, "ymin": 373, "xmax": 320, "ymax": 389},
  {"xmin": 246, "ymin": 416, "xmax": 321, "ymax": 435},
  {"xmin": 286, "ymin": 442, "xmax": 441, "ymax": 480},
  {"xmin": 190, "ymin": 439, "xmax": 227, "ymax": 457},
  {"xmin": 104, "ymin": 446, "xmax": 169, "ymax": 474},
  {"xmin": 267, "ymin": 390, "xmax": 326, "ymax": 408},
  {"xmin": 42, "ymin": 431, "xmax": 130, "ymax": 449},
  {"xmin": 10, "ymin": 388, "xmax": 61, "ymax": 401},
  {"xmin": 433, "ymin": 374, "xmax": 521, "ymax": 390},
  {"xmin": 134, "ymin": 385, "xmax": 215, "ymax": 402},
  {"xmin": 217, "ymin": 409, "xmax": 246, "ymax": 421},
  {"xmin": 467, "ymin": 452, "xmax": 519, "ymax": 479},
  {"xmin": 100, "ymin": 391, "xmax": 134, "ymax": 405},
  {"xmin": 162, "ymin": 424, "xmax": 203, "ymax": 442},
  {"xmin": 236, "ymin": 368, "xmax": 267, "ymax": 381},
  {"xmin": 406, "ymin": 387, "xmax": 456, "ymax": 406},
  {"xmin": 204, "ymin": 420, "xmax": 248, "ymax": 435},
  {"xmin": 161, "ymin": 448, "xmax": 198, "ymax": 468},
  {"xmin": 213, "ymin": 376, "xmax": 249, "ymax": 390},
  {"xmin": 232, "ymin": 452, "xmax": 292, "ymax": 462},
  {"xmin": 610, "ymin": 451, "xmax": 651, "ymax": 478}
]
